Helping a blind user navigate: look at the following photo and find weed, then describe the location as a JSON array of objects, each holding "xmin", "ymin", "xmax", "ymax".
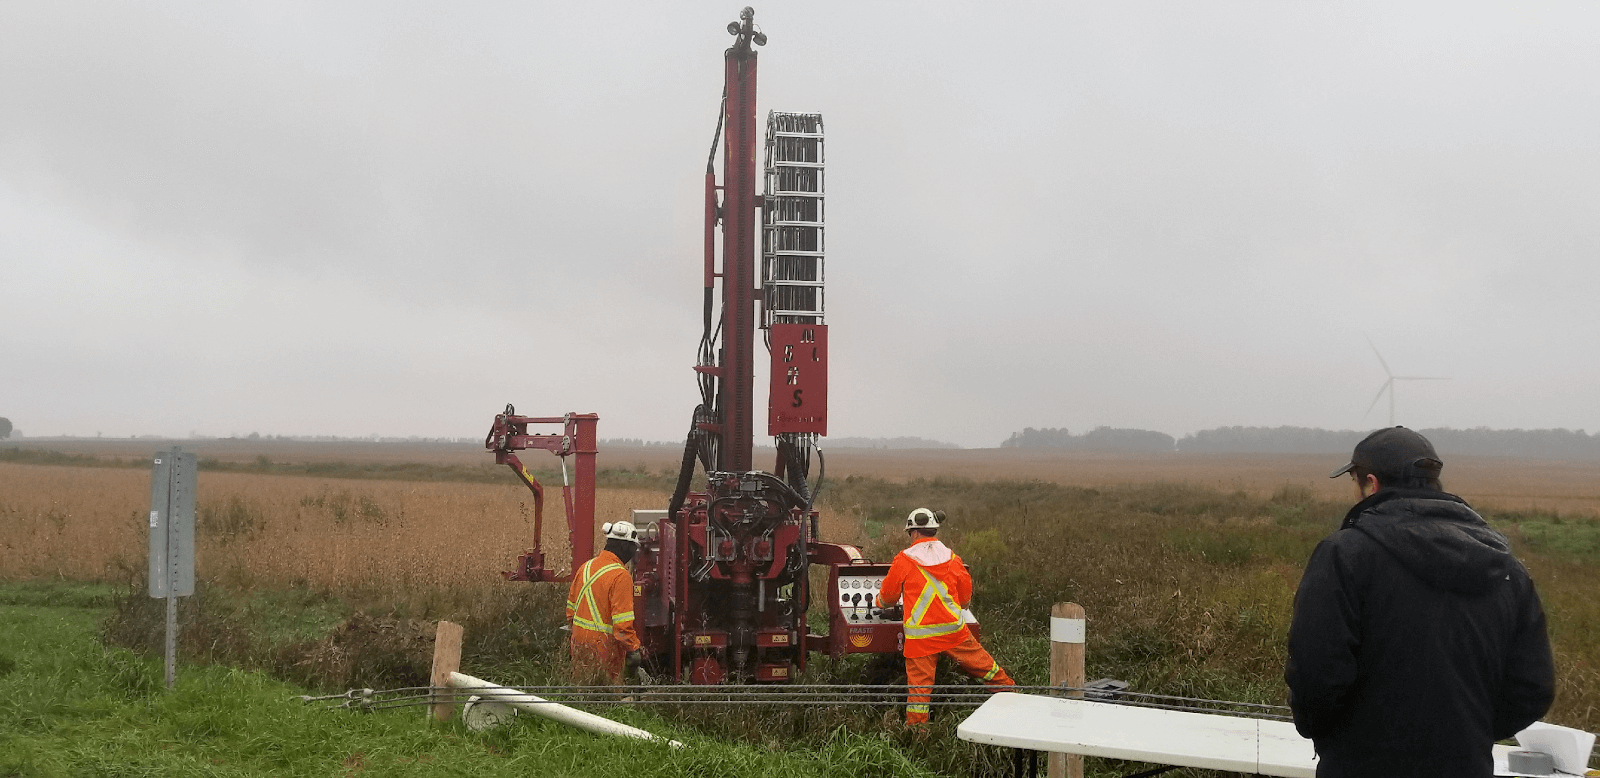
[
  {"xmin": 100, "ymin": 646, "xmax": 161, "ymax": 697},
  {"xmin": 1268, "ymin": 484, "xmax": 1315, "ymax": 505},
  {"xmin": 5, "ymin": 458, "xmax": 1599, "ymax": 768},
  {"xmin": 5, "ymin": 587, "xmax": 951, "ymax": 777},
  {"xmin": 1495, "ymin": 511, "xmax": 1600, "ymax": 562},
  {"xmin": 199, "ymin": 495, "xmax": 264, "ymax": 540}
]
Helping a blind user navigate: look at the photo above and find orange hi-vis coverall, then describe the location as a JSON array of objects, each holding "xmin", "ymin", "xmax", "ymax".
[
  {"xmin": 565, "ymin": 549, "xmax": 640, "ymax": 682},
  {"xmin": 876, "ymin": 536, "xmax": 1014, "ymax": 724}
]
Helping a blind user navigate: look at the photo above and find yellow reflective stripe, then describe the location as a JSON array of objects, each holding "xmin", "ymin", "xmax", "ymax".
[
  {"xmin": 903, "ymin": 567, "xmax": 963, "ymax": 641},
  {"xmin": 582, "ymin": 564, "xmax": 623, "ymax": 618},
  {"xmin": 575, "ymin": 560, "xmax": 600, "ymax": 622},
  {"xmin": 918, "ymin": 568, "xmax": 963, "ymax": 620},
  {"xmin": 908, "ymin": 585, "xmax": 938, "ymax": 627},
  {"xmin": 982, "ymin": 663, "xmax": 1000, "ymax": 681},
  {"xmin": 611, "ymin": 611, "xmax": 635, "ymax": 624},
  {"xmin": 906, "ymin": 704, "xmax": 930, "ymax": 713},
  {"xmin": 574, "ymin": 561, "xmax": 625, "ymax": 631},
  {"xmin": 903, "ymin": 619, "xmax": 967, "ymax": 639}
]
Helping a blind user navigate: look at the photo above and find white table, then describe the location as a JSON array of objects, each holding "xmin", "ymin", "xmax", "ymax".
[
  {"xmin": 957, "ymin": 693, "xmax": 1319, "ymax": 777},
  {"xmin": 958, "ymin": 694, "xmax": 1551, "ymax": 777}
]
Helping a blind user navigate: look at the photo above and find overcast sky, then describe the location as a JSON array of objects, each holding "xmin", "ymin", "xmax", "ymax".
[{"xmin": 3, "ymin": 2, "xmax": 1597, "ymax": 447}]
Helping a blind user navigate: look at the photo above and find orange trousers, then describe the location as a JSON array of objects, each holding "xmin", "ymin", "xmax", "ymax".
[
  {"xmin": 905, "ymin": 634, "xmax": 1014, "ymax": 724},
  {"xmin": 570, "ymin": 628, "xmax": 625, "ymax": 683}
]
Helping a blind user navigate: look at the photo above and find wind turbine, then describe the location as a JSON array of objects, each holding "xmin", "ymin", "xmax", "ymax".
[{"xmin": 1362, "ymin": 337, "xmax": 1449, "ymax": 426}]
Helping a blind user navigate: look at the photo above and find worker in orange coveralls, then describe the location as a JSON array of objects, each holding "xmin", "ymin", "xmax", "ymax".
[
  {"xmin": 566, "ymin": 520, "xmax": 644, "ymax": 683},
  {"xmin": 876, "ymin": 508, "xmax": 1014, "ymax": 725}
]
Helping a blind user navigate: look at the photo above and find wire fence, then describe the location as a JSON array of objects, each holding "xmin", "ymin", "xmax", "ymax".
[
  {"xmin": 298, "ymin": 682, "xmax": 1296, "ymax": 721},
  {"xmin": 298, "ymin": 683, "xmax": 1600, "ymax": 765}
]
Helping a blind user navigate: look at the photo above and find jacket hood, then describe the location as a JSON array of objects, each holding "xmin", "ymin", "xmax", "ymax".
[
  {"xmin": 903, "ymin": 538, "xmax": 953, "ymax": 566},
  {"xmin": 1345, "ymin": 489, "xmax": 1517, "ymax": 594}
]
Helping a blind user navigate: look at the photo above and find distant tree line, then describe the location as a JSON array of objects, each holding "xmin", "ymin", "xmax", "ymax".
[
  {"xmin": 1175, "ymin": 426, "xmax": 1359, "ymax": 454},
  {"xmin": 1002, "ymin": 425, "xmax": 1600, "ymax": 460},
  {"xmin": 1001, "ymin": 427, "xmax": 1177, "ymax": 453},
  {"xmin": 598, "ymin": 438, "xmax": 679, "ymax": 448},
  {"xmin": 1177, "ymin": 426, "xmax": 1600, "ymax": 461},
  {"xmin": 828, "ymin": 436, "xmax": 962, "ymax": 450},
  {"xmin": 1417, "ymin": 427, "xmax": 1600, "ymax": 460}
]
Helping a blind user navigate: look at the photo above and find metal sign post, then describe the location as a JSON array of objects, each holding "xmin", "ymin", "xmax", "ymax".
[{"xmin": 149, "ymin": 447, "xmax": 196, "ymax": 689}]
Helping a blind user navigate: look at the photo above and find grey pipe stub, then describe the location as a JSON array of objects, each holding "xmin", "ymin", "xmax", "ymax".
[{"xmin": 1507, "ymin": 750, "xmax": 1555, "ymax": 776}]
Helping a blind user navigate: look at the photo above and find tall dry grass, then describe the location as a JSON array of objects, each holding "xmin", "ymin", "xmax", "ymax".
[{"xmin": 0, "ymin": 462, "xmax": 861, "ymax": 593}]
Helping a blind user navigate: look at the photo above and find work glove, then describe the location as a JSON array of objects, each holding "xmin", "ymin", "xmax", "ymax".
[
  {"xmin": 873, "ymin": 605, "xmax": 904, "ymax": 621},
  {"xmin": 625, "ymin": 649, "xmax": 645, "ymax": 676}
]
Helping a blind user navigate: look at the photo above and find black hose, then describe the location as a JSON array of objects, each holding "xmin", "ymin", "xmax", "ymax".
[
  {"xmin": 702, "ymin": 287, "xmax": 715, "ymax": 358},
  {"xmin": 706, "ymin": 84, "xmax": 727, "ymax": 174},
  {"xmin": 805, "ymin": 443, "xmax": 825, "ymax": 523},
  {"xmin": 667, "ymin": 408, "xmax": 703, "ymax": 522},
  {"xmin": 744, "ymin": 470, "xmax": 807, "ymax": 507}
]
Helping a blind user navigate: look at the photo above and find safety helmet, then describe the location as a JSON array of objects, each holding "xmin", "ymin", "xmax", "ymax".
[
  {"xmin": 601, "ymin": 520, "xmax": 640, "ymax": 545},
  {"xmin": 905, "ymin": 508, "xmax": 945, "ymax": 531}
]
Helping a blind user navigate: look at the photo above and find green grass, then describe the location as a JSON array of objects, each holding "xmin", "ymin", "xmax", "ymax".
[
  {"xmin": 0, "ymin": 584, "xmax": 942, "ymax": 777},
  {"xmin": 91, "ymin": 581, "xmax": 1029, "ymax": 776},
  {"xmin": 1489, "ymin": 511, "xmax": 1600, "ymax": 562}
]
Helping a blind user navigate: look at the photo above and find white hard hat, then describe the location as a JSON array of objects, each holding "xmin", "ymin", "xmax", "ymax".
[
  {"xmin": 602, "ymin": 520, "xmax": 640, "ymax": 544},
  {"xmin": 905, "ymin": 508, "xmax": 944, "ymax": 531}
]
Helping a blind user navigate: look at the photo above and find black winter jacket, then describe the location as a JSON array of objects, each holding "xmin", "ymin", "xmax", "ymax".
[{"xmin": 1285, "ymin": 488, "xmax": 1554, "ymax": 778}]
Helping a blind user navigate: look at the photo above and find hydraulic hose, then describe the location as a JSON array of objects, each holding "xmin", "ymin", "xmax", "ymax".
[
  {"xmin": 805, "ymin": 441, "xmax": 825, "ymax": 536},
  {"xmin": 667, "ymin": 408, "xmax": 703, "ymax": 522}
]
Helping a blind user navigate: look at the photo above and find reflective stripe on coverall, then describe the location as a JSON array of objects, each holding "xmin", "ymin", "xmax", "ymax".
[
  {"xmin": 877, "ymin": 536, "xmax": 1013, "ymax": 724},
  {"xmin": 565, "ymin": 550, "xmax": 640, "ymax": 681}
]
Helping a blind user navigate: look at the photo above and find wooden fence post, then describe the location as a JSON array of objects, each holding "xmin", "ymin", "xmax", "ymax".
[
  {"xmin": 430, "ymin": 620, "xmax": 464, "ymax": 722},
  {"xmin": 1048, "ymin": 602, "xmax": 1086, "ymax": 778}
]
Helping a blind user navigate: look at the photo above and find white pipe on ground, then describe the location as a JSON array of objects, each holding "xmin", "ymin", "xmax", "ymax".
[{"xmin": 447, "ymin": 671, "xmax": 685, "ymax": 748}]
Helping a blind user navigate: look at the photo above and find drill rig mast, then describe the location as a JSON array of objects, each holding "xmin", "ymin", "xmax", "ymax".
[
  {"xmin": 630, "ymin": 6, "xmax": 833, "ymax": 684},
  {"xmin": 492, "ymin": 8, "xmax": 912, "ymax": 685}
]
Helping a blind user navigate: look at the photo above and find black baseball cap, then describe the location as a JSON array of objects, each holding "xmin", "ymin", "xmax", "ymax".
[{"xmin": 1329, "ymin": 426, "xmax": 1444, "ymax": 480}]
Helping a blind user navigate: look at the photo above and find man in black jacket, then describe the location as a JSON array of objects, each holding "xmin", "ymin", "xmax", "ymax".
[{"xmin": 1286, "ymin": 427, "xmax": 1555, "ymax": 777}]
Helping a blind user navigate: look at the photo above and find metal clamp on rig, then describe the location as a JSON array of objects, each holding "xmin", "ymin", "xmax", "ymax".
[{"xmin": 484, "ymin": 406, "xmax": 597, "ymax": 583}]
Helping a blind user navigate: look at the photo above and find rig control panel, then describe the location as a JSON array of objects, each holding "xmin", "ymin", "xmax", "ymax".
[
  {"xmin": 816, "ymin": 561, "xmax": 900, "ymax": 657},
  {"xmin": 810, "ymin": 559, "xmax": 982, "ymax": 660},
  {"xmin": 836, "ymin": 571, "xmax": 895, "ymax": 623}
]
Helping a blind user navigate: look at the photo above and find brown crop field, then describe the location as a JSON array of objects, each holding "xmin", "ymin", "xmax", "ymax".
[{"xmin": 12, "ymin": 438, "xmax": 1600, "ymax": 515}]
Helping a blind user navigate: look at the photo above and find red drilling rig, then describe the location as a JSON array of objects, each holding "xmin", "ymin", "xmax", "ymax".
[{"xmin": 484, "ymin": 7, "xmax": 914, "ymax": 684}]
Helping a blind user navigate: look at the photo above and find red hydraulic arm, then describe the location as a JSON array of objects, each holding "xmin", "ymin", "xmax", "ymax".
[{"xmin": 484, "ymin": 406, "xmax": 598, "ymax": 583}]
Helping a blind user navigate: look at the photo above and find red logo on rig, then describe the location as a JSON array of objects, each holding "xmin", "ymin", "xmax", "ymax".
[{"xmin": 768, "ymin": 323, "xmax": 827, "ymax": 436}]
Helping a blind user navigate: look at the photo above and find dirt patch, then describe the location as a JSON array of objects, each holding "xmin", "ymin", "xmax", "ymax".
[{"xmin": 285, "ymin": 612, "xmax": 436, "ymax": 690}]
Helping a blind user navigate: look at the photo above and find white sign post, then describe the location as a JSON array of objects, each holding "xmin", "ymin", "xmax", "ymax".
[{"xmin": 149, "ymin": 447, "xmax": 196, "ymax": 689}]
